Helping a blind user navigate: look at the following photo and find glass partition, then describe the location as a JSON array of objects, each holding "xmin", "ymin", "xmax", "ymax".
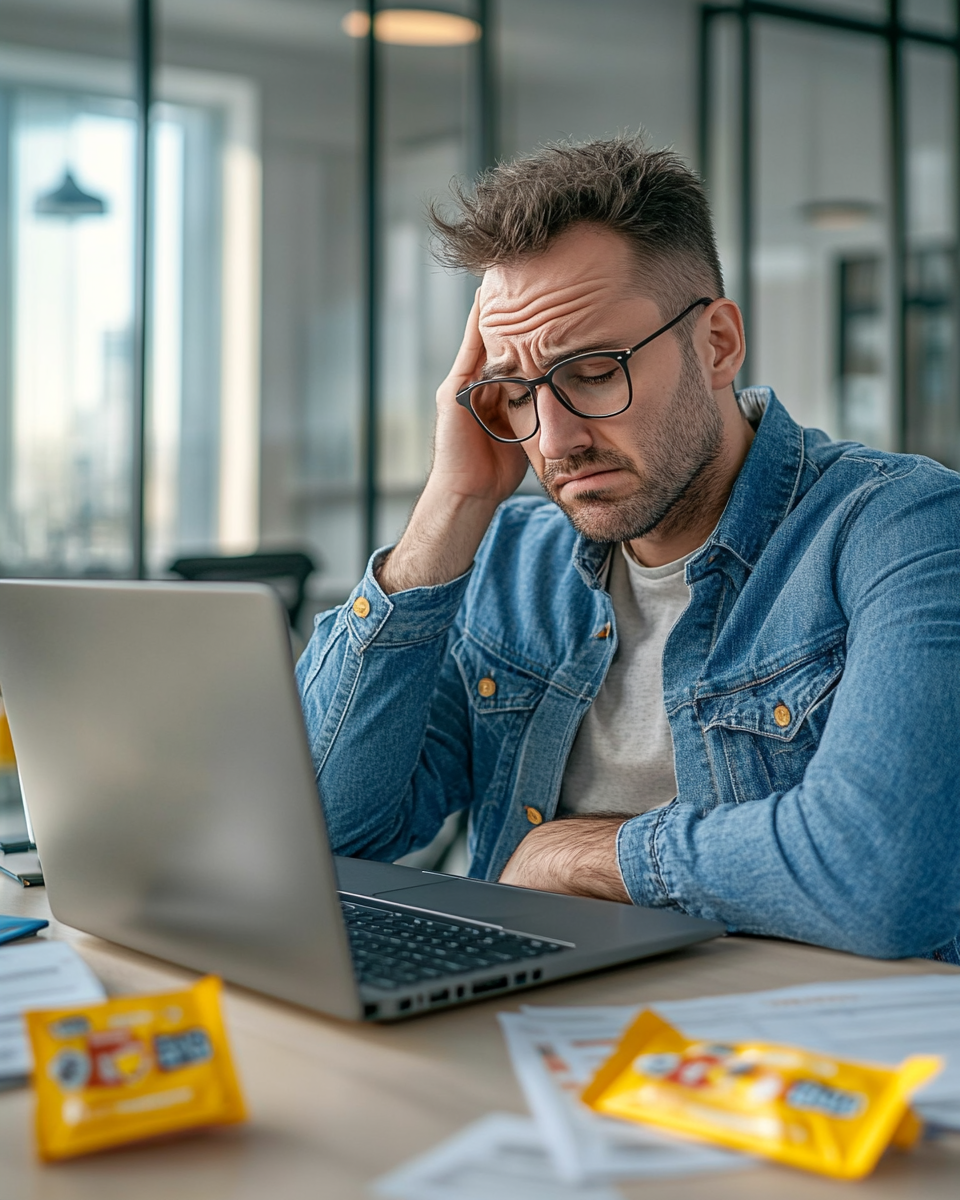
[
  {"xmin": 156, "ymin": 0, "xmax": 362, "ymax": 601},
  {"xmin": 761, "ymin": 0, "xmax": 886, "ymax": 16},
  {"xmin": 904, "ymin": 42, "xmax": 959, "ymax": 467},
  {"xmin": 0, "ymin": 0, "xmax": 136, "ymax": 575},
  {"xmin": 376, "ymin": 1, "xmax": 480, "ymax": 549},
  {"xmin": 702, "ymin": 0, "xmax": 960, "ymax": 466},
  {"xmin": 754, "ymin": 18, "xmax": 893, "ymax": 443},
  {"xmin": 903, "ymin": 0, "xmax": 957, "ymax": 35},
  {"xmin": 499, "ymin": 0, "xmax": 697, "ymax": 169}
]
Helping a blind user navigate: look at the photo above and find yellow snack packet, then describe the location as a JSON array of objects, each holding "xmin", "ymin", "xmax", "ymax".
[
  {"xmin": 26, "ymin": 975, "xmax": 246, "ymax": 1161},
  {"xmin": 581, "ymin": 1008, "xmax": 941, "ymax": 1180}
]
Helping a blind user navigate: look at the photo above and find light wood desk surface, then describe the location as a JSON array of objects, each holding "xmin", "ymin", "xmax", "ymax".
[{"xmin": 2, "ymin": 874, "xmax": 958, "ymax": 1200}]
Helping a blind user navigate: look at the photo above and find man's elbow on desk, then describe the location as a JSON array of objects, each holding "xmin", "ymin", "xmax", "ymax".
[{"xmin": 836, "ymin": 885, "xmax": 960, "ymax": 963}]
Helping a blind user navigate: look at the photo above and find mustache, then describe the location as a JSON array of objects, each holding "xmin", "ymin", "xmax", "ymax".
[{"xmin": 539, "ymin": 447, "xmax": 639, "ymax": 494}]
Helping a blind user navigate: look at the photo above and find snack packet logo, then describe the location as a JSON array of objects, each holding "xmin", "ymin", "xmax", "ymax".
[
  {"xmin": 155, "ymin": 1029, "xmax": 213, "ymax": 1071},
  {"xmin": 786, "ymin": 1080, "xmax": 865, "ymax": 1119}
]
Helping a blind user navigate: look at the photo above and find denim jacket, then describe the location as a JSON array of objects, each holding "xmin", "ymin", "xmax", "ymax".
[{"xmin": 297, "ymin": 390, "xmax": 960, "ymax": 963}]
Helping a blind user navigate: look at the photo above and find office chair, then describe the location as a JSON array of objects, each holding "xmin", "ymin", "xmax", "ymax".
[{"xmin": 168, "ymin": 550, "xmax": 319, "ymax": 630}]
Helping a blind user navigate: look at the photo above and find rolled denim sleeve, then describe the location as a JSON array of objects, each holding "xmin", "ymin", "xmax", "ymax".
[
  {"xmin": 616, "ymin": 803, "xmax": 678, "ymax": 909},
  {"xmin": 296, "ymin": 549, "xmax": 474, "ymax": 862},
  {"xmin": 617, "ymin": 467, "xmax": 960, "ymax": 959}
]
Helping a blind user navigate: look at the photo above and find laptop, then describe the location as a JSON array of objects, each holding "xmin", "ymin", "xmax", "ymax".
[{"xmin": 0, "ymin": 580, "xmax": 722, "ymax": 1021}]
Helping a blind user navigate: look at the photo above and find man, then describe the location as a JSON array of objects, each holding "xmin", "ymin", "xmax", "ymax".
[{"xmin": 297, "ymin": 137, "xmax": 960, "ymax": 963}]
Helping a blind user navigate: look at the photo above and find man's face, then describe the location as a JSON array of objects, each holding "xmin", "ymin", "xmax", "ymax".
[{"xmin": 477, "ymin": 225, "xmax": 723, "ymax": 544}]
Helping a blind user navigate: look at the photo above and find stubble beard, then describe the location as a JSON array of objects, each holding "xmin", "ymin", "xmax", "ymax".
[{"xmin": 537, "ymin": 344, "xmax": 726, "ymax": 545}]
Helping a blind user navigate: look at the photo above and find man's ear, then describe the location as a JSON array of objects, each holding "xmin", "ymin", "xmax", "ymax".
[{"xmin": 700, "ymin": 298, "xmax": 745, "ymax": 391}]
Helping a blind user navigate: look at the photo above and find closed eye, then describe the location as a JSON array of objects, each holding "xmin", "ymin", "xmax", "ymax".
[{"xmin": 571, "ymin": 367, "xmax": 620, "ymax": 386}]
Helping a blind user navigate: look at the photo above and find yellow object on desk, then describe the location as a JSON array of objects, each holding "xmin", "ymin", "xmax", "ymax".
[
  {"xmin": 582, "ymin": 1008, "xmax": 941, "ymax": 1181},
  {"xmin": 25, "ymin": 975, "xmax": 246, "ymax": 1161},
  {"xmin": 0, "ymin": 701, "xmax": 17, "ymax": 769}
]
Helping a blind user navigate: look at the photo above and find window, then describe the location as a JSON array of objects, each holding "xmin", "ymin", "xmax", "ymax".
[
  {"xmin": 701, "ymin": 1, "xmax": 960, "ymax": 458},
  {"xmin": 0, "ymin": 22, "xmax": 261, "ymax": 574}
]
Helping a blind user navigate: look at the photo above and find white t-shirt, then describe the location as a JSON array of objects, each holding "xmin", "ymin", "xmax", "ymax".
[{"xmin": 557, "ymin": 543, "xmax": 694, "ymax": 818}]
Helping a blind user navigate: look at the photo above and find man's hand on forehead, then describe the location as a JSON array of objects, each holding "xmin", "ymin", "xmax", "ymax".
[{"xmin": 374, "ymin": 289, "xmax": 528, "ymax": 595}]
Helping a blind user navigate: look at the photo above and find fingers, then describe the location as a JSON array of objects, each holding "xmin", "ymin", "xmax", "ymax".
[{"xmin": 447, "ymin": 289, "xmax": 486, "ymax": 386}]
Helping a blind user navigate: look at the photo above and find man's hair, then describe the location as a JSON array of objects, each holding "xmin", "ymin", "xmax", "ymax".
[{"xmin": 429, "ymin": 134, "xmax": 724, "ymax": 318}]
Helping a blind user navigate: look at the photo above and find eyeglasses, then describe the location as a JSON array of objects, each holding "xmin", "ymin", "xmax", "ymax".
[{"xmin": 456, "ymin": 297, "xmax": 713, "ymax": 444}]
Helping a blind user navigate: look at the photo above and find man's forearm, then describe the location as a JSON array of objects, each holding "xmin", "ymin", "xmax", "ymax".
[
  {"xmin": 376, "ymin": 485, "xmax": 500, "ymax": 594},
  {"xmin": 498, "ymin": 818, "xmax": 630, "ymax": 902},
  {"xmin": 296, "ymin": 560, "xmax": 476, "ymax": 862}
]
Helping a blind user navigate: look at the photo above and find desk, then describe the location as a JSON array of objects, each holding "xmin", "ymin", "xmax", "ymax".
[{"xmin": 2, "ymin": 874, "xmax": 958, "ymax": 1200}]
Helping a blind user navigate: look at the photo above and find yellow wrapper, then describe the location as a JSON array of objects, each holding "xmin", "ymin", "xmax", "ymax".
[
  {"xmin": 581, "ymin": 1008, "xmax": 941, "ymax": 1180},
  {"xmin": 26, "ymin": 975, "xmax": 246, "ymax": 1161}
]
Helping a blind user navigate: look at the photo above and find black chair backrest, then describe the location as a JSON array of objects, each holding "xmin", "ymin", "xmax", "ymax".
[{"xmin": 168, "ymin": 551, "xmax": 318, "ymax": 627}]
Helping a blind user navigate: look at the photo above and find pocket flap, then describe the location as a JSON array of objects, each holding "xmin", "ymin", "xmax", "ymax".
[
  {"xmin": 697, "ymin": 647, "xmax": 843, "ymax": 741},
  {"xmin": 452, "ymin": 636, "xmax": 546, "ymax": 713}
]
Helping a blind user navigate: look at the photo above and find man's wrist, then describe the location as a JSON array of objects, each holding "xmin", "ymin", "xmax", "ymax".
[
  {"xmin": 498, "ymin": 817, "xmax": 630, "ymax": 902},
  {"xmin": 376, "ymin": 485, "xmax": 500, "ymax": 594}
]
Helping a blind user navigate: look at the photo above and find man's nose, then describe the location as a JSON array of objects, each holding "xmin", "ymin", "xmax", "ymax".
[{"xmin": 534, "ymin": 385, "xmax": 593, "ymax": 461}]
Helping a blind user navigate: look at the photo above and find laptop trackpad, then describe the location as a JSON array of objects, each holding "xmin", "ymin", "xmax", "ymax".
[{"xmin": 373, "ymin": 880, "xmax": 537, "ymax": 928}]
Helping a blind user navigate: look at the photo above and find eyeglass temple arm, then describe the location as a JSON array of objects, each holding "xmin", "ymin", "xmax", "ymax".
[{"xmin": 627, "ymin": 297, "xmax": 714, "ymax": 355}]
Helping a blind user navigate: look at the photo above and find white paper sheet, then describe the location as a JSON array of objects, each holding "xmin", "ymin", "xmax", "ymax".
[
  {"xmin": 499, "ymin": 1011, "xmax": 751, "ymax": 1184},
  {"xmin": 371, "ymin": 1113, "xmax": 620, "ymax": 1200},
  {"xmin": 524, "ymin": 973, "xmax": 960, "ymax": 1131},
  {"xmin": 0, "ymin": 939, "xmax": 105, "ymax": 1083}
]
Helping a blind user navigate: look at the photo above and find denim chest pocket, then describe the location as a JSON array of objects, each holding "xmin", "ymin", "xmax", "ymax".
[
  {"xmin": 451, "ymin": 637, "xmax": 548, "ymax": 829},
  {"xmin": 696, "ymin": 645, "xmax": 844, "ymax": 802},
  {"xmin": 451, "ymin": 637, "xmax": 547, "ymax": 714}
]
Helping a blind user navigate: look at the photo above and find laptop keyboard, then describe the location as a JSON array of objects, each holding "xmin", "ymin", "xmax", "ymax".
[{"xmin": 340, "ymin": 899, "xmax": 567, "ymax": 991}]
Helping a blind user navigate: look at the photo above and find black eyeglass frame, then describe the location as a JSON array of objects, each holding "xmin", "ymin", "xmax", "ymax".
[{"xmin": 455, "ymin": 297, "xmax": 715, "ymax": 443}]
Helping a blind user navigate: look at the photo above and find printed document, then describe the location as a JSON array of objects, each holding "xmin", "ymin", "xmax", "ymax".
[
  {"xmin": 0, "ymin": 939, "xmax": 105, "ymax": 1084},
  {"xmin": 525, "ymin": 974, "xmax": 960, "ymax": 1133},
  {"xmin": 500, "ymin": 1009, "xmax": 751, "ymax": 1183},
  {"xmin": 372, "ymin": 1112, "xmax": 620, "ymax": 1200}
]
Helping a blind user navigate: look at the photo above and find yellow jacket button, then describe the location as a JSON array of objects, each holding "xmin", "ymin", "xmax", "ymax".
[
  {"xmin": 774, "ymin": 704, "xmax": 791, "ymax": 728},
  {"xmin": 595, "ymin": 622, "xmax": 611, "ymax": 639},
  {"xmin": 352, "ymin": 596, "xmax": 371, "ymax": 618},
  {"xmin": 525, "ymin": 806, "xmax": 543, "ymax": 826},
  {"xmin": 477, "ymin": 676, "xmax": 496, "ymax": 698}
]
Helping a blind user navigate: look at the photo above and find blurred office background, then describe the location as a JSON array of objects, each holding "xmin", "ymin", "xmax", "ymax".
[{"xmin": 0, "ymin": 0, "xmax": 957, "ymax": 622}]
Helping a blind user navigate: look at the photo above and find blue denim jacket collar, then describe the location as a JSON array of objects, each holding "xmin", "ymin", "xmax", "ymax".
[
  {"xmin": 571, "ymin": 386, "xmax": 799, "ymax": 590},
  {"xmin": 701, "ymin": 388, "xmax": 804, "ymax": 576},
  {"xmin": 571, "ymin": 536, "xmax": 610, "ymax": 591}
]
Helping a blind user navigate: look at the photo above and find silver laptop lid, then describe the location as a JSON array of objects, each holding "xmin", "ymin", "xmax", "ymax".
[{"xmin": 0, "ymin": 580, "xmax": 361, "ymax": 1019}]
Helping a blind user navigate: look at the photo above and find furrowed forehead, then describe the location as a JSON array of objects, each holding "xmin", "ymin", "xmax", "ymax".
[
  {"xmin": 478, "ymin": 307, "xmax": 594, "ymax": 377},
  {"xmin": 478, "ymin": 239, "xmax": 685, "ymax": 335},
  {"xmin": 479, "ymin": 334, "xmax": 622, "ymax": 381},
  {"xmin": 473, "ymin": 228, "xmax": 699, "ymax": 380}
]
